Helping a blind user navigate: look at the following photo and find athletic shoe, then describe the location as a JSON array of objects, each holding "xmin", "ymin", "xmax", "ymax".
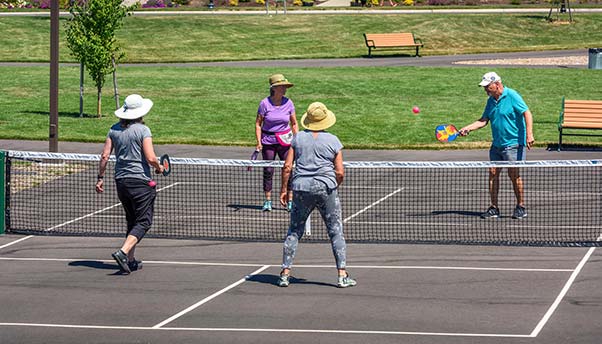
[
  {"xmin": 512, "ymin": 205, "xmax": 528, "ymax": 219},
  {"xmin": 262, "ymin": 200, "xmax": 272, "ymax": 212},
  {"xmin": 480, "ymin": 206, "xmax": 500, "ymax": 219},
  {"xmin": 128, "ymin": 259, "xmax": 143, "ymax": 272},
  {"xmin": 337, "ymin": 274, "xmax": 357, "ymax": 288},
  {"xmin": 286, "ymin": 201, "xmax": 293, "ymax": 212},
  {"xmin": 278, "ymin": 274, "xmax": 290, "ymax": 287},
  {"xmin": 111, "ymin": 250, "xmax": 131, "ymax": 273}
]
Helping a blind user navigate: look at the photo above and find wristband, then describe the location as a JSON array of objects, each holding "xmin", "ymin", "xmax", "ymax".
[{"xmin": 97, "ymin": 175, "xmax": 104, "ymax": 180}]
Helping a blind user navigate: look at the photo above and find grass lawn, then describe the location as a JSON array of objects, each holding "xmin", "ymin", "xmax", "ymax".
[
  {"xmin": 1, "ymin": 13, "xmax": 601, "ymax": 148},
  {"xmin": 1, "ymin": 65, "xmax": 601, "ymax": 149},
  {"xmin": 0, "ymin": 13, "xmax": 601, "ymax": 62}
]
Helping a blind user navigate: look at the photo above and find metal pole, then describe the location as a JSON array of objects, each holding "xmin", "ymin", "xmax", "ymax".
[
  {"xmin": 79, "ymin": 62, "xmax": 84, "ymax": 117},
  {"xmin": 0, "ymin": 151, "xmax": 5, "ymax": 235},
  {"xmin": 566, "ymin": 0, "xmax": 573, "ymax": 22},
  {"xmin": 112, "ymin": 56, "xmax": 120, "ymax": 110},
  {"xmin": 49, "ymin": 0, "xmax": 59, "ymax": 153}
]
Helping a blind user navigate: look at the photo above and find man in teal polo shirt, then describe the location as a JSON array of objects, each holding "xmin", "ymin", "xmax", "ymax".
[{"xmin": 459, "ymin": 72, "xmax": 535, "ymax": 220}]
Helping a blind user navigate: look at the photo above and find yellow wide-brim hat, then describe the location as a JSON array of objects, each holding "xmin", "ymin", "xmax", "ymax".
[
  {"xmin": 301, "ymin": 102, "xmax": 336, "ymax": 131},
  {"xmin": 269, "ymin": 74, "xmax": 294, "ymax": 88}
]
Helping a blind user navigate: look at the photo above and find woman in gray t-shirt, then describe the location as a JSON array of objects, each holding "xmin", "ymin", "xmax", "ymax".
[
  {"xmin": 277, "ymin": 102, "xmax": 356, "ymax": 288},
  {"xmin": 96, "ymin": 94, "xmax": 164, "ymax": 274}
]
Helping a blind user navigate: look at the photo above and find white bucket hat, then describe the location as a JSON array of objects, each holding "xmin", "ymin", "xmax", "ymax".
[
  {"xmin": 114, "ymin": 94, "xmax": 153, "ymax": 119},
  {"xmin": 479, "ymin": 72, "xmax": 501, "ymax": 87}
]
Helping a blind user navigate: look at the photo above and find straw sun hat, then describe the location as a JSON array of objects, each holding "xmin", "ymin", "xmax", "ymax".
[
  {"xmin": 114, "ymin": 94, "xmax": 154, "ymax": 120},
  {"xmin": 301, "ymin": 102, "xmax": 336, "ymax": 131},
  {"xmin": 269, "ymin": 74, "xmax": 294, "ymax": 88}
]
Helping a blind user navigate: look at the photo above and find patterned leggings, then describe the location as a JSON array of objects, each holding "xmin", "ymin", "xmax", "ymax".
[{"xmin": 282, "ymin": 181, "xmax": 347, "ymax": 270}]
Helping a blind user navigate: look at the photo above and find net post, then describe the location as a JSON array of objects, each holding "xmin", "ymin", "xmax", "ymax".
[{"xmin": 0, "ymin": 150, "xmax": 5, "ymax": 235}]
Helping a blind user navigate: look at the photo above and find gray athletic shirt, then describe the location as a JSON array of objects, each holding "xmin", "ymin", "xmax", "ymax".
[
  {"xmin": 108, "ymin": 122, "xmax": 152, "ymax": 181},
  {"xmin": 291, "ymin": 130, "xmax": 343, "ymax": 191}
]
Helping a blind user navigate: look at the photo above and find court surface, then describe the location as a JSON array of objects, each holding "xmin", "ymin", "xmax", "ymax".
[
  {"xmin": 2, "ymin": 141, "xmax": 602, "ymax": 343},
  {"xmin": 1, "ymin": 233, "xmax": 601, "ymax": 344}
]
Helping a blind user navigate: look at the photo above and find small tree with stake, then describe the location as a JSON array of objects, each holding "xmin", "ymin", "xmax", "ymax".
[{"xmin": 66, "ymin": 0, "xmax": 135, "ymax": 117}]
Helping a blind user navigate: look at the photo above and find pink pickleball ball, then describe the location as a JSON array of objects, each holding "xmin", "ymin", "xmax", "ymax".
[{"xmin": 412, "ymin": 106, "xmax": 420, "ymax": 114}]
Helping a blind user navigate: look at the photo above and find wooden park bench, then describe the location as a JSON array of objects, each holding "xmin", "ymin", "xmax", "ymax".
[
  {"xmin": 558, "ymin": 98, "xmax": 602, "ymax": 150},
  {"xmin": 363, "ymin": 33, "xmax": 423, "ymax": 57}
]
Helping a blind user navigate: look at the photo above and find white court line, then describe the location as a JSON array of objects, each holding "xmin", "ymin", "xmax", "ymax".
[
  {"xmin": 347, "ymin": 221, "xmax": 602, "ymax": 230},
  {"xmin": 44, "ymin": 183, "xmax": 179, "ymax": 232},
  {"xmin": 343, "ymin": 188, "xmax": 403, "ymax": 223},
  {"xmin": 0, "ymin": 322, "xmax": 532, "ymax": 337},
  {"xmin": 293, "ymin": 264, "xmax": 573, "ymax": 272},
  {"xmin": 0, "ymin": 257, "xmax": 264, "ymax": 268},
  {"xmin": 0, "ymin": 257, "xmax": 573, "ymax": 272},
  {"xmin": 0, "ymin": 235, "xmax": 34, "ymax": 250},
  {"xmin": 152, "ymin": 265, "xmax": 270, "ymax": 329},
  {"xmin": 529, "ymin": 234, "xmax": 601, "ymax": 337},
  {"xmin": 0, "ymin": 184, "xmax": 180, "ymax": 251}
]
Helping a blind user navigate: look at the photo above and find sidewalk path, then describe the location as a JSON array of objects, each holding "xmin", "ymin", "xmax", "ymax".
[{"xmin": 0, "ymin": 49, "xmax": 589, "ymax": 69}]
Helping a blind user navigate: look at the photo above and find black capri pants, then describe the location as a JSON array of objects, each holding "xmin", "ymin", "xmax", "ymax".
[{"xmin": 115, "ymin": 177, "xmax": 157, "ymax": 241}]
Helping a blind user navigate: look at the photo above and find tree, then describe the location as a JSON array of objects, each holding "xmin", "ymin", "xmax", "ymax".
[{"xmin": 65, "ymin": 0, "xmax": 134, "ymax": 117}]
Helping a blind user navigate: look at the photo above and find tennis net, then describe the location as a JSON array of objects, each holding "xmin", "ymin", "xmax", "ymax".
[{"xmin": 2, "ymin": 150, "xmax": 601, "ymax": 246}]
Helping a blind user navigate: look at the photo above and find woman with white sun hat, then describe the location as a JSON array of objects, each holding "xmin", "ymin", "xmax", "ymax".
[{"xmin": 96, "ymin": 94, "xmax": 164, "ymax": 274}]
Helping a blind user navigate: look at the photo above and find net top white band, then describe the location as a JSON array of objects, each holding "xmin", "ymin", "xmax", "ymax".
[{"xmin": 6, "ymin": 150, "xmax": 602, "ymax": 169}]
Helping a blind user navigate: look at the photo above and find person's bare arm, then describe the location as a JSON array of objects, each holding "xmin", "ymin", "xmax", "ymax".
[
  {"xmin": 290, "ymin": 112, "xmax": 299, "ymax": 135},
  {"xmin": 334, "ymin": 151, "xmax": 344, "ymax": 186},
  {"xmin": 523, "ymin": 110, "xmax": 534, "ymax": 149},
  {"xmin": 280, "ymin": 147, "xmax": 295, "ymax": 207},
  {"xmin": 142, "ymin": 137, "xmax": 163, "ymax": 174},
  {"xmin": 255, "ymin": 114, "xmax": 264, "ymax": 151},
  {"xmin": 459, "ymin": 118, "xmax": 488, "ymax": 136}
]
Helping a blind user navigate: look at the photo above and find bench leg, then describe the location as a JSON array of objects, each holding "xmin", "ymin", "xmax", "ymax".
[
  {"xmin": 558, "ymin": 129, "xmax": 562, "ymax": 151},
  {"xmin": 416, "ymin": 46, "xmax": 420, "ymax": 57},
  {"xmin": 368, "ymin": 47, "xmax": 372, "ymax": 58}
]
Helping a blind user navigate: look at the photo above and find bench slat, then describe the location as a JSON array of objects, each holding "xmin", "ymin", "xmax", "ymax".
[
  {"xmin": 562, "ymin": 122, "xmax": 602, "ymax": 129},
  {"xmin": 564, "ymin": 111, "xmax": 602, "ymax": 117},
  {"xmin": 564, "ymin": 117, "xmax": 602, "ymax": 122},
  {"xmin": 364, "ymin": 32, "xmax": 423, "ymax": 57}
]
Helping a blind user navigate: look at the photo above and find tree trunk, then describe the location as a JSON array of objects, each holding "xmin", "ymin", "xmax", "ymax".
[
  {"xmin": 79, "ymin": 62, "xmax": 84, "ymax": 118},
  {"xmin": 112, "ymin": 56, "xmax": 120, "ymax": 110},
  {"xmin": 97, "ymin": 86, "xmax": 102, "ymax": 118}
]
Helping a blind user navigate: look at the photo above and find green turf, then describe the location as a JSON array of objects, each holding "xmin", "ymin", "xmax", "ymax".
[
  {"xmin": 0, "ymin": 13, "xmax": 600, "ymax": 62},
  {"xmin": 1, "ymin": 65, "xmax": 601, "ymax": 148}
]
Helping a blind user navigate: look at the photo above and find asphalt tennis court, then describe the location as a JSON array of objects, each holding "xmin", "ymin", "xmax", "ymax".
[
  {"xmin": 1, "ymin": 234, "xmax": 601, "ymax": 344},
  {"xmin": 2, "ymin": 142, "xmax": 602, "ymax": 343}
]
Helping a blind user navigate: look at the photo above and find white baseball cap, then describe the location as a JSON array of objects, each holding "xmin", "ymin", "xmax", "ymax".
[{"xmin": 478, "ymin": 72, "xmax": 501, "ymax": 87}]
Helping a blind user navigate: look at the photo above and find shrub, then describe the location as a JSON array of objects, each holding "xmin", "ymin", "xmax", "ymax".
[
  {"xmin": 142, "ymin": 0, "xmax": 180, "ymax": 7},
  {"xmin": 427, "ymin": 0, "xmax": 452, "ymax": 5},
  {"xmin": 142, "ymin": 0, "xmax": 166, "ymax": 7},
  {"xmin": 403, "ymin": 0, "xmax": 413, "ymax": 5},
  {"xmin": 256, "ymin": 0, "xmax": 265, "ymax": 4},
  {"xmin": 229, "ymin": 0, "xmax": 238, "ymax": 5}
]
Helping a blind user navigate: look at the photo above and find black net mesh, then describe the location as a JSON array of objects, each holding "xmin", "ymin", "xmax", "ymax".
[{"xmin": 5, "ymin": 151, "xmax": 602, "ymax": 246}]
